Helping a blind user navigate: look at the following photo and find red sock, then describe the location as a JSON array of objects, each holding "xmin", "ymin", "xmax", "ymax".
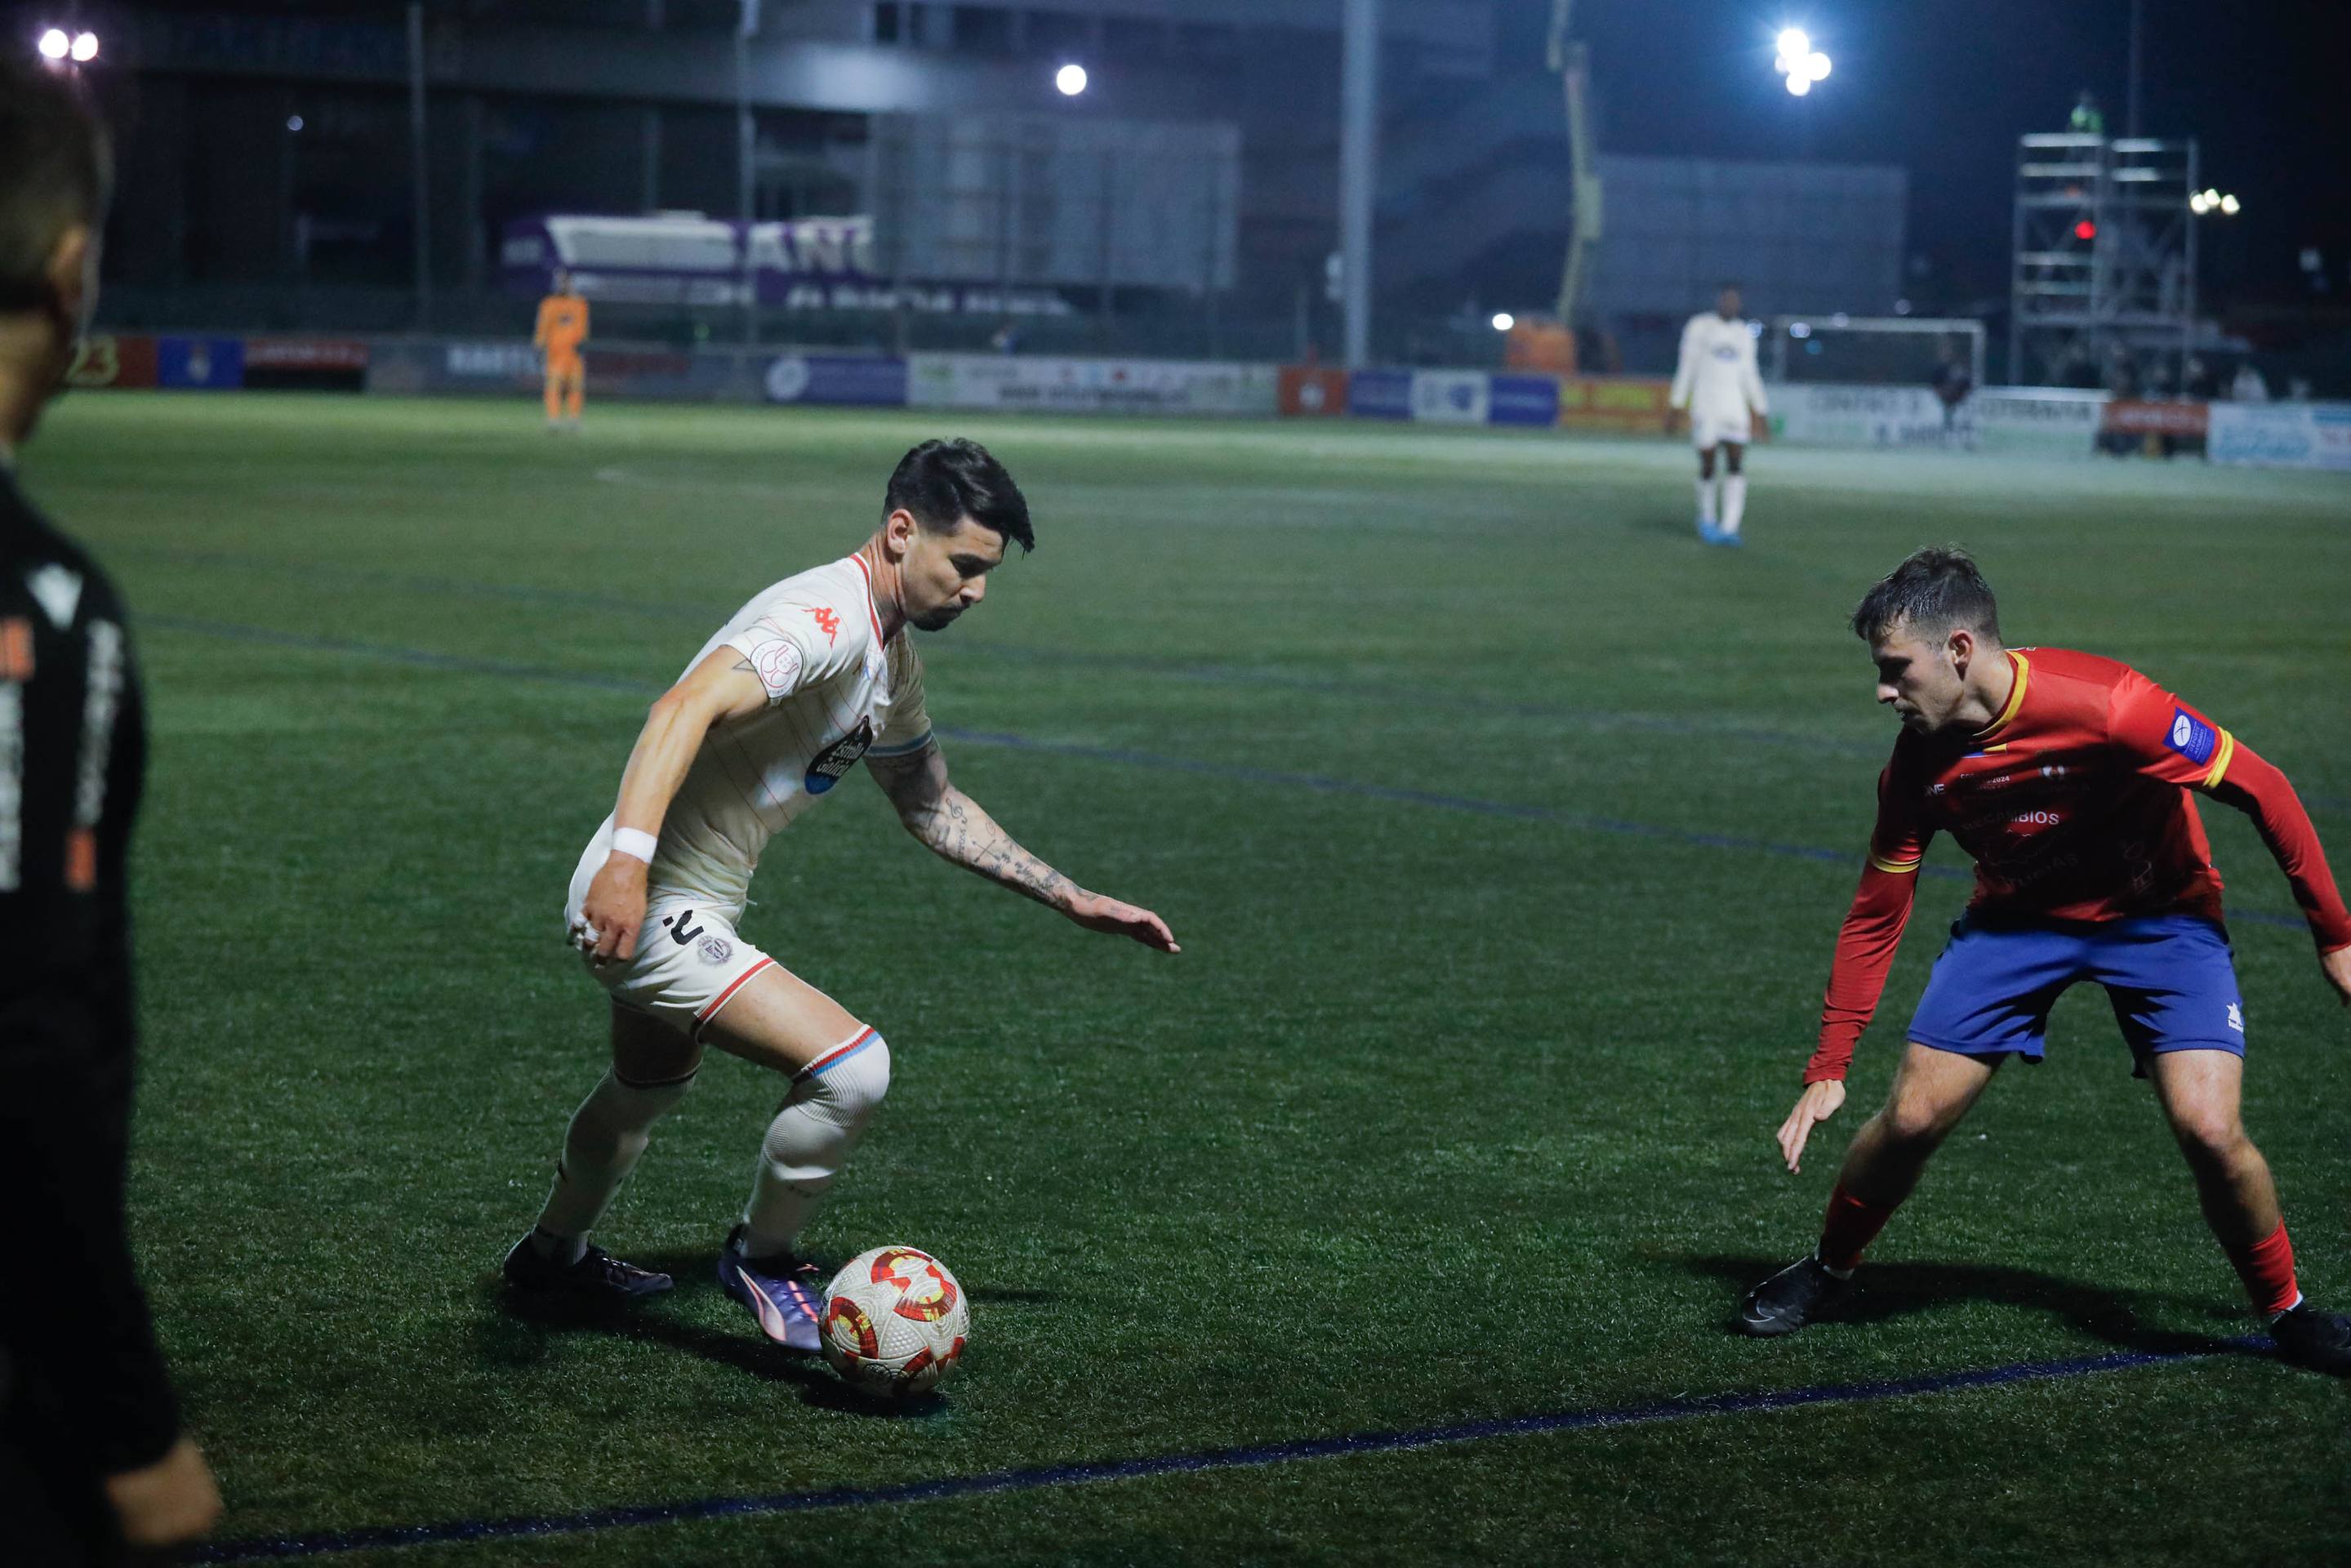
[
  {"xmin": 1818, "ymin": 1183, "xmax": 1900, "ymax": 1273},
  {"xmin": 2225, "ymin": 1221, "xmax": 2301, "ymax": 1319}
]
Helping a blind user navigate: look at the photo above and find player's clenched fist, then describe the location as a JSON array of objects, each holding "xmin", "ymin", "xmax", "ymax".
[
  {"xmin": 577, "ymin": 854, "xmax": 648, "ymax": 964},
  {"xmin": 1776, "ymin": 1078, "xmax": 1846, "ymax": 1174}
]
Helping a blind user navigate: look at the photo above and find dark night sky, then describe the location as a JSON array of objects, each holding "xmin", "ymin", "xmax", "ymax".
[{"xmin": 1521, "ymin": 0, "xmax": 2351, "ymax": 307}]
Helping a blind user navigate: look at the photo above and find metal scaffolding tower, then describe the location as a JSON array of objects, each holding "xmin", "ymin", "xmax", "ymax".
[{"xmin": 2010, "ymin": 133, "xmax": 2198, "ymax": 388}]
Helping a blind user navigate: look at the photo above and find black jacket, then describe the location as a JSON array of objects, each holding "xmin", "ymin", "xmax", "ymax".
[{"xmin": 0, "ymin": 462, "xmax": 179, "ymax": 1477}]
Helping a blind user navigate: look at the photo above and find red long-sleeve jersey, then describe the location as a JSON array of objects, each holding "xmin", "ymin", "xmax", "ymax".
[{"xmin": 1808, "ymin": 646, "xmax": 2351, "ymax": 1083}]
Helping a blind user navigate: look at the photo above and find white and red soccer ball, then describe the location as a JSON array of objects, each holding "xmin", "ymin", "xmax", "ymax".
[{"xmin": 822, "ymin": 1245, "xmax": 970, "ymax": 1398}]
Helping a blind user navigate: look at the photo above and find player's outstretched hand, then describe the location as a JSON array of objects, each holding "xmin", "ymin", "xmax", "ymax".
[
  {"xmin": 576, "ymin": 855, "xmax": 649, "ymax": 965},
  {"xmin": 1065, "ymin": 893, "xmax": 1180, "ymax": 954},
  {"xmin": 1776, "ymin": 1079, "xmax": 1847, "ymax": 1174},
  {"xmin": 2322, "ymin": 944, "xmax": 2351, "ymax": 1008},
  {"xmin": 105, "ymin": 1435, "xmax": 220, "ymax": 1551}
]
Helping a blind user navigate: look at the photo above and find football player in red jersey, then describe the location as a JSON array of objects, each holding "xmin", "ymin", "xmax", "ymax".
[{"xmin": 1738, "ymin": 547, "xmax": 2351, "ymax": 1373}]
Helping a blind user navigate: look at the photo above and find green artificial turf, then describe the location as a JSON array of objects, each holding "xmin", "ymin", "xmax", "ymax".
[{"xmin": 19, "ymin": 393, "xmax": 2350, "ymax": 1565}]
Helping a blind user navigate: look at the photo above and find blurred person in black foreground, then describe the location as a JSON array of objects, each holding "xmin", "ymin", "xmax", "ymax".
[{"xmin": 0, "ymin": 60, "xmax": 220, "ymax": 1563}]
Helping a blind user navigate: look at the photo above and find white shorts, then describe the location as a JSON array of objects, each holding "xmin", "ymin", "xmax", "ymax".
[
  {"xmin": 565, "ymin": 851, "xmax": 776, "ymax": 1040},
  {"xmin": 1690, "ymin": 412, "xmax": 1751, "ymax": 450}
]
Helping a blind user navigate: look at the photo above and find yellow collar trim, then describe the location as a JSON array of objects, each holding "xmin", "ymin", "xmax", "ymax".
[{"xmin": 1976, "ymin": 649, "xmax": 2029, "ymax": 740}]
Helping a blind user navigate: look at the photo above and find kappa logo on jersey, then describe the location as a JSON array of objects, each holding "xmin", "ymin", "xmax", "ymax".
[
  {"xmin": 804, "ymin": 716, "xmax": 875, "ymax": 795},
  {"xmin": 0, "ymin": 617, "xmax": 31, "ymax": 681},
  {"xmin": 2226, "ymin": 1002, "xmax": 2244, "ymax": 1034},
  {"xmin": 805, "ymin": 605, "xmax": 842, "ymax": 645},
  {"xmin": 2166, "ymin": 708, "xmax": 2218, "ymax": 765}
]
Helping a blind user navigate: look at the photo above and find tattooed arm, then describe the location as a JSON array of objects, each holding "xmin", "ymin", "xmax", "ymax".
[{"xmin": 866, "ymin": 741, "xmax": 1180, "ymax": 952}]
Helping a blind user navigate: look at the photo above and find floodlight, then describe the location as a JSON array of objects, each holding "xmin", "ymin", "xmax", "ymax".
[
  {"xmin": 70, "ymin": 29, "xmax": 96, "ymax": 61},
  {"xmin": 1491, "ymin": 312, "xmax": 1515, "ymax": 332},
  {"xmin": 2202, "ymin": 188, "xmax": 2220, "ymax": 203},
  {"xmin": 1055, "ymin": 63, "xmax": 1088, "ymax": 96},
  {"xmin": 1806, "ymin": 51, "xmax": 1831, "ymax": 81},
  {"xmin": 1786, "ymin": 73, "xmax": 1810, "ymax": 96},
  {"xmin": 37, "ymin": 27, "xmax": 69, "ymax": 58},
  {"xmin": 2188, "ymin": 193, "xmax": 2211, "ymax": 214},
  {"xmin": 287, "ymin": 114, "xmax": 305, "ymax": 132},
  {"xmin": 1776, "ymin": 28, "xmax": 1810, "ymax": 62},
  {"xmin": 2220, "ymin": 194, "xmax": 2239, "ymax": 215}
]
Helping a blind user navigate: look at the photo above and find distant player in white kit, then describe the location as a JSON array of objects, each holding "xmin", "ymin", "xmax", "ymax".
[
  {"xmin": 501, "ymin": 439, "xmax": 1180, "ymax": 1350},
  {"xmin": 1669, "ymin": 283, "xmax": 1769, "ymax": 548}
]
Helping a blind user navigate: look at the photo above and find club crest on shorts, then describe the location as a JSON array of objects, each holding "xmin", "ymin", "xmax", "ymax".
[
  {"xmin": 805, "ymin": 716, "xmax": 875, "ymax": 795},
  {"xmin": 699, "ymin": 935, "xmax": 732, "ymax": 965}
]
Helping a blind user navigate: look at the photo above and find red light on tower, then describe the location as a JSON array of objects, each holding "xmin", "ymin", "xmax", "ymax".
[{"xmin": 2074, "ymin": 220, "xmax": 2097, "ymax": 241}]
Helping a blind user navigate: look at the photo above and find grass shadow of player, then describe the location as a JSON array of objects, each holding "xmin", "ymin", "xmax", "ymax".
[
  {"xmin": 475, "ymin": 1250, "xmax": 949, "ymax": 1419},
  {"xmin": 1688, "ymin": 1254, "xmax": 2258, "ymax": 1357}
]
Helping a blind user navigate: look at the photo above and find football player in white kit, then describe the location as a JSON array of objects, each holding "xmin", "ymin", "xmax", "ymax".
[
  {"xmin": 501, "ymin": 439, "xmax": 1180, "ymax": 1350},
  {"xmin": 1668, "ymin": 283, "xmax": 1770, "ymax": 548}
]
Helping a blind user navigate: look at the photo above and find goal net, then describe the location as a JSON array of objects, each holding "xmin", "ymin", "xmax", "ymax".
[{"xmin": 1767, "ymin": 315, "xmax": 1987, "ymax": 390}]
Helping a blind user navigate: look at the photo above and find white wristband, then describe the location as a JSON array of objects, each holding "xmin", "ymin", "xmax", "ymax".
[{"xmin": 611, "ymin": 827, "xmax": 659, "ymax": 864}]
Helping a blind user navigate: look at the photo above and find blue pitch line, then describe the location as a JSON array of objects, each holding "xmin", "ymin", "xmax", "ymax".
[
  {"xmin": 138, "ymin": 615, "xmax": 2314, "ymax": 933},
  {"xmin": 116, "ymin": 549, "xmax": 2351, "ymax": 793},
  {"xmin": 188, "ymin": 1339, "xmax": 2260, "ymax": 1563}
]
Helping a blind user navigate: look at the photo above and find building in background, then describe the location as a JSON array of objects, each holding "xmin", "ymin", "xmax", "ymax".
[{"xmin": 83, "ymin": 0, "xmax": 1904, "ymax": 368}]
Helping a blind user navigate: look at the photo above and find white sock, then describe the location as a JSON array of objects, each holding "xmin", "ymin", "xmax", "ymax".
[
  {"xmin": 1694, "ymin": 477, "xmax": 1718, "ymax": 524},
  {"xmin": 1721, "ymin": 474, "xmax": 1748, "ymax": 535},
  {"xmin": 741, "ymin": 1029, "xmax": 892, "ymax": 1258},
  {"xmin": 534, "ymin": 1066, "xmax": 697, "ymax": 1247}
]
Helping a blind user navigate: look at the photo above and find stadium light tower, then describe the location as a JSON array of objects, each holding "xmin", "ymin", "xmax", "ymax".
[
  {"xmin": 1773, "ymin": 28, "xmax": 1830, "ymax": 95},
  {"xmin": 1055, "ymin": 63, "xmax": 1089, "ymax": 96},
  {"xmin": 37, "ymin": 27, "xmax": 69, "ymax": 59}
]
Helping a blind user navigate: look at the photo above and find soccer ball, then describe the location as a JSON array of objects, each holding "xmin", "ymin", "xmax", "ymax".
[{"xmin": 821, "ymin": 1245, "xmax": 971, "ymax": 1398}]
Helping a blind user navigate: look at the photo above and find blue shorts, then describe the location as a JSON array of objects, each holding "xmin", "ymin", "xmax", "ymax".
[{"xmin": 1907, "ymin": 913, "xmax": 2246, "ymax": 1073}]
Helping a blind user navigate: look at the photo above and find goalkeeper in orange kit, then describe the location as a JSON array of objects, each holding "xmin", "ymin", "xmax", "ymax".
[{"xmin": 534, "ymin": 269, "xmax": 590, "ymax": 430}]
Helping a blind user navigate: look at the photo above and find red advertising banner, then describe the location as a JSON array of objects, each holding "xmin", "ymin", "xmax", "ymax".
[
  {"xmin": 1279, "ymin": 365, "xmax": 1349, "ymax": 417},
  {"xmin": 66, "ymin": 334, "xmax": 159, "ymax": 390},
  {"xmin": 2100, "ymin": 399, "xmax": 2209, "ymax": 438},
  {"xmin": 243, "ymin": 338, "xmax": 370, "ymax": 372}
]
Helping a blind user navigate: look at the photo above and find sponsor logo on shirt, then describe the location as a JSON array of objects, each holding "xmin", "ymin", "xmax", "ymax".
[
  {"xmin": 2166, "ymin": 708, "xmax": 2217, "ymax": 765},
  {"xmin": 805, "ymin": 716, "xmax": 875, "ymax": 795}
]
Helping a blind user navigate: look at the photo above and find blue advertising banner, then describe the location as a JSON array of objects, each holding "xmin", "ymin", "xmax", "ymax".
[
  {"xmin": 157, "ymin": 336, "xmax": 246, "ymax": 390},
  {"xmin": 1347, "ymin": 368, "xmax": 1414, "ymax": 421},
  {"xmin": 764, "ymin": 354, "xmax": 909, "ymax": 407},
  {"xmin": 1488, "ymin": 373, "xmax": 1562, "ymax": 427}
]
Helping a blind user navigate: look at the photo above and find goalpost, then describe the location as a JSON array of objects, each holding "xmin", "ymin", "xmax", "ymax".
[{"xmin": 1767, "ymin": 315, "xmax": 1987, "ymax": 390}]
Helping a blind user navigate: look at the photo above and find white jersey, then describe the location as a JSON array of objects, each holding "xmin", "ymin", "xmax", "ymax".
[
  {"xmin": 1669, "ymin": 312, "xmax": 1769, "ymax": 429},
  {"xmin": 581, "ymin": 554, "xmax": 932, "ymax": 915}
]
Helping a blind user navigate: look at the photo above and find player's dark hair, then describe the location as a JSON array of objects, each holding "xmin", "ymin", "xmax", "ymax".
[
  {"xmin": 1851, "ymin": 546, "xmax": 2001, "ymax": 646},
  {"xmin": 884, "ymin": 439, "xmax": 1033, "ymax": 553},
  {"xmin": 0, "ymin": 62, "xmax": 112, "ymax": 312}
]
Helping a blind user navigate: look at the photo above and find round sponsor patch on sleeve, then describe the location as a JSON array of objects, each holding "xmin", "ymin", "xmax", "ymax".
[{"xmin": 750, "ymin": 637, "xmax": 804, "ymax": 702}]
